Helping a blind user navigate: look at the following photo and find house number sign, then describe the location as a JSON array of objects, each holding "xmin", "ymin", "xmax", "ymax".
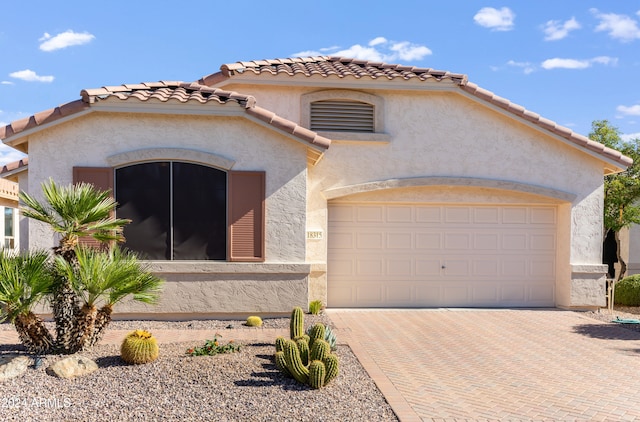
[{"xmin": 306, "ymin": 231, "xmax": 324, "ymax": 240}]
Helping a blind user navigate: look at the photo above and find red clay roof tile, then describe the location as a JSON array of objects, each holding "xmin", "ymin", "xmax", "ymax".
[
  {"xmin": 0, "ymin": 81, "xmax": 330, "ymax": 155},
  {"xmin": 0, "ymin": 56, "xmax": 632, "ymax": 169}
]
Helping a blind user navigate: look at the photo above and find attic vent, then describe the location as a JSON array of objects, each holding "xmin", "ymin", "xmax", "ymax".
[{"xmin": 310, "ymin": 100, "xmax": 374, "ymax": 133}]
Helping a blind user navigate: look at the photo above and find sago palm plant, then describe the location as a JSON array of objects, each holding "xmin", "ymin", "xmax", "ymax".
[
  {"xmin": 54, "ymin": 246, "xmax": 163, "ymax": 351},
  {"xmin": 0, "ymin": 250, "xmax": 54, "ymax": 354},
  {"xmin": 18, "ymin": 178, "xmax": 144, "ymax": 354}
]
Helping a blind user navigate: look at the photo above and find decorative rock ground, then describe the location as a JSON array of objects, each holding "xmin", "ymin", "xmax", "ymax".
[
  {"xmin": 0, "ymin": 355, "xmax": 31, "ymax": 381},
  {"xmin": 46, "ymin": 355, "xmax": 99, "ymax": 379}
]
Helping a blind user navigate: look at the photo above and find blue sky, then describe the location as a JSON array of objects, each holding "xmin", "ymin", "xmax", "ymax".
[{"xmin": 1, "ymin": 1, "xmax": 640, "ymax": 166}]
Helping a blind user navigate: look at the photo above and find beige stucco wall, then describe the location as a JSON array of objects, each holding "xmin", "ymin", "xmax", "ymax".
[
  {"xmin": 225, "ymin": 84, "xmax": 608, "ymax": 308},
  {"xmin": 19, "ymin": 83, "xmax": 612, "ymax": 312},
  {"xmin": 24, "ymin": 112, "xmax": 311, "ymax": 314}
]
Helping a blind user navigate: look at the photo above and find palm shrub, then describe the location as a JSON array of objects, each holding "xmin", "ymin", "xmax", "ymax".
[
  {"xmin": 614, "ymin": 275, "xmax": 640, "ymax": 306},
  {"xmin": 0, "ymin": 250, "xmax": 54, "ymax": 354},
  {"xmin": 54, "ymin": 246, "xmax": 163, "ymax": 350},
  {"xmin": 6, "ymin": 178, "xmax": 163, "ymax": 354},
  {"xmin": 20, "ymin": 178, "xmax": 131, "ymax": 353}
]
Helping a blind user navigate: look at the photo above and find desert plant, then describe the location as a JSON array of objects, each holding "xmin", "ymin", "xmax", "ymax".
[
  {"xmin": 7, "ymin": 179, "xmax": 163, "ymax": 355},
  {"xmin": 0, "ymin": 250, "xmax": 55, "ymax": 354},
  {"xmin": 54, "ymin": 245, "xmax": 163, "ymax": 350},
  {"xmin": 308, "ymin": 299, "xmax": 323, "ymax": 315},
  {"xmin": 120, "ymin": 329, "xmax": 159, "ymax": 364},
  {"xmin": 306, "ymin": 323, "xmax": 337, "ymax": 351},
  {"xmin": 186, "ymin": 334, "xmax": 241, "ymax": 356},
  {"xmin": 20, "ymin": 179, "xmax": 130, "ymax": 354},
  {"xmin": 290, "ymin": 306, "xmax": 304, "ymax": 339},
  {"xmin": 614, "ymin": 275, "xmax": 640, "ymax": 306},
  {"xmin": 245, "ymin": 316, "xmax": 263, "ymax": 327},
  {"xmin": 275, "ymin": 307, "xmax": 339, "ymax": 389}
]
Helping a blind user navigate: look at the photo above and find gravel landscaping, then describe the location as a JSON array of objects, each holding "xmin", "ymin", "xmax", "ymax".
[{"xmin": 0, "ymin": 314, "xmax": 399, "ymax": 422}]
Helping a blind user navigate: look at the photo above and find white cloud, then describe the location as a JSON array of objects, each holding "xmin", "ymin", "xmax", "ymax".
[
  {"xmin": 39, "ymin": 30, "xmax": 95, "ymax": 52},
  {"xmin": 622, "ymin": 132, "xmax": 640, "ymax": 142},
  {"xmin": 617, "ymin": 104, "xmax": 640, "ymax": 116},
  {"xmin": 291, "ymin": 37, "xmax": 432, "ymax": 63},
  {"xmin": 507, "ymin": 60, "xmax": 536, "ymax": 74},
  {"xmin": 543, "ymin": 17, "xmax": 581, "ymax": 41},
  {"xmin": 9, "ymin": 69, "xmax": 54, "ymax": 83},
  {"xmin": 473, "ymin": 7, "xmax": 515, "ymax": 31},
  {"xmin": 1, "ymin": 81, "xmax": 13, "ymax": 85},
  {"xmin": 541, "ymin": 56, "xmax": 617, "ymax": 70},
  {"xmin": 0, "ymin": 143, "xmax": 27, "ymax": 167},
  {"xmin": 590, "ymin": 8, "xmax": 640, "ymax": 42}
]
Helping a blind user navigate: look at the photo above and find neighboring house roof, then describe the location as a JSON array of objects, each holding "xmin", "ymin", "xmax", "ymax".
[
  {"xmin": 200, "ymin": 56, "xmax": 632, "ymax": 171},
  {"xmin": 0, "ymin": 157, "xmax": 28, "ymax": 182},
  {"xmin": 0, "ymin": 81, "xmax": 330, "ymax": 164},
  {"xmin": 0, "ymin": 177, "xmax": 19, "ymax": 207}
]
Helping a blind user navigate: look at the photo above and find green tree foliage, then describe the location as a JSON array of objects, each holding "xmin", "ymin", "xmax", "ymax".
[{"xmin": 590, "ymin": 120, "xmax": 640, "ymax": 280}]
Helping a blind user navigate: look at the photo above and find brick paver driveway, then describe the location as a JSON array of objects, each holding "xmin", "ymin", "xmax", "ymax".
[{"xmin": 327, "ymin": 309, "xmax": 640, "ymax": 421}]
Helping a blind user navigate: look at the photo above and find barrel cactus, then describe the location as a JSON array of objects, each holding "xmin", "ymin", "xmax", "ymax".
[
  {"xmin": 246, "ymin": 316, "xmax": 263, "ymax": 327},
  {"xmin": 121, "ymin": 330, "xmax": 159, "ymax": 365},
  {"xmin": 274, "ymin": 307, "xmax": 339, "ymax": 388}
]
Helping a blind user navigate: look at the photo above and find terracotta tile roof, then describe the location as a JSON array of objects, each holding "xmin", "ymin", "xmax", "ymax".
[
  {"xmin": 0, "ymin": 56, "xmax": 631, "ymax": 169},
  {"xmin": 0, "ymin": 82, "xmax": 330, "ymax": 152},
  {"xmin": 201, "ymin": 56, "xmax": 632, "ymax": 169},
  {"xmin": 199, "ymin": 56, "xmax": 467, "ymax": 85},
  {"xmin": 0, "ymin": 157, "xmax": 28, "ymax": 175}
]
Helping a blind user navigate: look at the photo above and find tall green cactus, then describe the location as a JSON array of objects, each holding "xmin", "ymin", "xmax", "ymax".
[
  {"xmin": 283, "ymin": 339, "xmax": 309, "ymax": 384},
  {"xmin": 275, "ymin": 336, "xmax": 287, "ymax": 353},
  {"xmin": 309, "ymin": 360, "xmax": 326, "ymax": 389},
  {"xmin": 290, "ymin": 306, "xmax": 304, "ymax": 339},
  {"xmin": 323, "ymin": 354, "xmax": 339, "ymax": 384},
  {"xmin": 310, "ymin": 339, "xmax": 330, "ymax": 362},
  {"xmin": 274, "ymin": 307, "xmax": 339, "ymax": 389},
  {"xmin": 296, "ymin": 337, "xmax": 310, "ymax": 366},
  {"xmin": 308, "ymin": 323, "xmax": 325, "ymax": 350}
]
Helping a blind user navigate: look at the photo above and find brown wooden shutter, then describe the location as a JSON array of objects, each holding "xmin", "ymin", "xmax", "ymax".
[
  {"xmin": 228, "ymin": 171, "xmax": 265, "ymax": 262},
  {"xmin": 72, "ymin": 166, "xmax": 114, "ymax": 249},
  {"xmin": 73, "ymin": 167, "xmax": 114, "ymax": 192}
]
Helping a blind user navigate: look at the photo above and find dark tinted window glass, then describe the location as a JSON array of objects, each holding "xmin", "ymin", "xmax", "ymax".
[
  {"xmin": 115, "ymin": 162, "xmax": 227, "ymax": 260},
  {"xmin": 116, "ymin": 162, "xmax": 171, "ymax": 259},
  {"xmin": 172, "ymin": 162, "xmax": 227, "ymax": 260}
]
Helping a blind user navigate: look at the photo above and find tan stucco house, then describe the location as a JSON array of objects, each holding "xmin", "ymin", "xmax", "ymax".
[
  {"xmin": 0, "ymin": 176, "xmax": 20, "ymax": 251},
  {"xmin": 0, "ymin": 56, "xmax": 631, "ymax": 316}
]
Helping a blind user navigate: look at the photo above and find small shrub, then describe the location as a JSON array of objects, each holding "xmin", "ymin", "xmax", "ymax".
[
  {"xmin": 245, "ymin": 316, "xmax": 263, "ymax": 327},
  {"xmin": 121, "ymin": 330, "xmax": 159, "ymax": 365},
  {"xmin": 308, "ymin": 300, "xmax": 323, "ymax": 315},
  {"xmin": 186, "ymin": 334, "xmax": 241, "ymax": 356},
  {"xmin": 614, "ymin": 275, "xmax": 640, "ymax": 306}
]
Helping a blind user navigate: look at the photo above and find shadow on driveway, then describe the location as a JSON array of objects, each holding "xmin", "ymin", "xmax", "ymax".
[{"xmin": 573, "ymin": 322, "xmax": 640, "ymax": 340}]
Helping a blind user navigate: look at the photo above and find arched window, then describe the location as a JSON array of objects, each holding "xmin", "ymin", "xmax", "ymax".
[
  {"xmin": 115, "ymin": 162, "xmax": 227, "ymax": 260},
  {"xmin": 73, "ymin": 161, "xmax": 265, "ymax": 262}
]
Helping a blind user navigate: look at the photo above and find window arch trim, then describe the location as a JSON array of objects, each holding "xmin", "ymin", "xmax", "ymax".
[{"xmin": 106, "ymin": 148, "xmax": 235, "ymax": 170}]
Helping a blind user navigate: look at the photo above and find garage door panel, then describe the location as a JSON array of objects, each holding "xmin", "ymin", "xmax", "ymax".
[
  {"xmin": 445, "ymin": 207, "xmax": 471, "ymax": 223},
  {"xmin": 416, "ymin": 233, "xmax": 441, "ymax": 249},
  {"xmin": 474, "ymin": 207, "xmax": 500, "ymax": 224},
  {"xmin": 387, "ymin": 259, "xmax": 413, "ymax": 276},
  {"xmin": 387, "ymin": 232, "xmax": 413, "ymax": 249},
  {"xmin": 445, "ymin": 233, "xmax": 471, "ymax": 250},
  {"xmin": 328, "ymin": 203, "xmax": 556, "ymax": 308}
]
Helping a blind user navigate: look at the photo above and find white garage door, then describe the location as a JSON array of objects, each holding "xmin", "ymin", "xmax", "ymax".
[{"xmin": 328, "ymin": 203, "xmax": 556, "ymax": 308}]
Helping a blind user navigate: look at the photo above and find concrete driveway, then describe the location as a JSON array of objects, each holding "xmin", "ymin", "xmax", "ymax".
[{"xmin": 327, "ymin": 309, "xmax": 640, "ymax": 421}]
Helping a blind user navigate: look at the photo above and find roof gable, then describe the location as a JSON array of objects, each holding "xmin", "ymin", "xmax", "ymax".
[
  {"xmin": 200, "ymin": 56, "xmax": 631, "ymax": 171},
  {"xmin": 0, "ymin": 81, "xmax": 330, "ymax": 164}
]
